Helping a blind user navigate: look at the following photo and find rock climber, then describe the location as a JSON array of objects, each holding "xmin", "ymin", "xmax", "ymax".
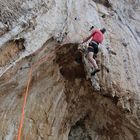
[{"xmin": 81, "ymin": 28, "xmax": 106, "ymax": 76}]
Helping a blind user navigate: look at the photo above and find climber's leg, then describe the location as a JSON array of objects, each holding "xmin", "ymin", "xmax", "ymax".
[
  {"xmin": 88, "ymin": 51, "xmax": 98, "ymax": 69},
  {"xmin": 93, "ymin": 54, "xmax": 100, "ymax": 65},
  {"xmin": 88, "ymin": 51, "xmax": 100, "ymax": 76},
  {"xmin": 87, "ymin": 45, "xmax": 100, "ymax": 76},
  {"xmin": 89, "ymin": 61, "xmax": 93, "ymax": 68}
]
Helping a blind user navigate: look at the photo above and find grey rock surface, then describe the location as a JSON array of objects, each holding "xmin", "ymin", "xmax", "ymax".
[{"xmin": 0, "ymin": 0, "xmax": 140, "ymax": 139}]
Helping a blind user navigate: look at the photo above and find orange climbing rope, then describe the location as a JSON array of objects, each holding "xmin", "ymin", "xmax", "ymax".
[
  {"xmin": 17, "ymin": 68, "xmax": 32, "ymax": 140},
  {"xmin": 17, "ymin": 45, "xmax": 62, "ymax": 140}
]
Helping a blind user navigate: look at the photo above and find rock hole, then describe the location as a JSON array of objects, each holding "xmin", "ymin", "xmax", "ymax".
[
  {"xmin": 89, "ymin": 26, "xmax": 94, "ymax": 31},
  {"xmin": 101, "ymin": 14, "xmax": 106, "ymax": 18},
  {"xmin": 68, "ymin": 119, "xmax": 92, "ymax": 140},
  {"xmin": 55, "ymin": 43, "xmax": 86, "ymax": 80}
]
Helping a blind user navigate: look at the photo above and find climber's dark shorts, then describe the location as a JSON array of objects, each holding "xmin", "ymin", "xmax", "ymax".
[{"xmin": 88, "ymin": 41, "xmax": 99, "ymax": 54}]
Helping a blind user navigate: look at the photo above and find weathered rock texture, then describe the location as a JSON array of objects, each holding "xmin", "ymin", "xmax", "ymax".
[{"xmin": 0, "ymin": 0, "xmax": 140, "ymax": 140}]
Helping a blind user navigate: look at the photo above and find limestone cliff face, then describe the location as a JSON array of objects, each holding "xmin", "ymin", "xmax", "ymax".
[{"xmin": 0, "ymin": 0, "xmax": 140, "ymax": 140}]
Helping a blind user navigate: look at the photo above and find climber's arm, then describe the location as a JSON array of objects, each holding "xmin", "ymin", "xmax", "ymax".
[{"xmin": 81, "ymin": 33, "xmax": 93, "ymax": 44}]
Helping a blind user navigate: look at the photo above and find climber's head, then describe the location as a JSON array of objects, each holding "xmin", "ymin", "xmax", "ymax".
[{"xmin": 100, "ymin": 28, "xmax": 106, "ymax": 34}]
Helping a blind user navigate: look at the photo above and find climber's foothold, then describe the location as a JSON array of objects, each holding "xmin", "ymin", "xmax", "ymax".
[{"xmin": 91, "ymin": 69, "xmax": 100, "ymax": 76}]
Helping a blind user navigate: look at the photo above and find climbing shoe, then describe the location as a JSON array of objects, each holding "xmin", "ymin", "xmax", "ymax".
[{"xmin": 91, "ymin": 69, "xmax": 100, "ymax": 76}]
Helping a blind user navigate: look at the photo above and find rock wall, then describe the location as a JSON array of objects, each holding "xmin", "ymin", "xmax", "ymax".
[{"xmin": 0, "ymin": 0, "xmax": 140, "ymax": 140}]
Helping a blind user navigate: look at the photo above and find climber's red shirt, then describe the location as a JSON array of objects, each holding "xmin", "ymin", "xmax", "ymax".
[{"xmin": 91, "ymin": 29, "xmax": 104, "ymax": 44}]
